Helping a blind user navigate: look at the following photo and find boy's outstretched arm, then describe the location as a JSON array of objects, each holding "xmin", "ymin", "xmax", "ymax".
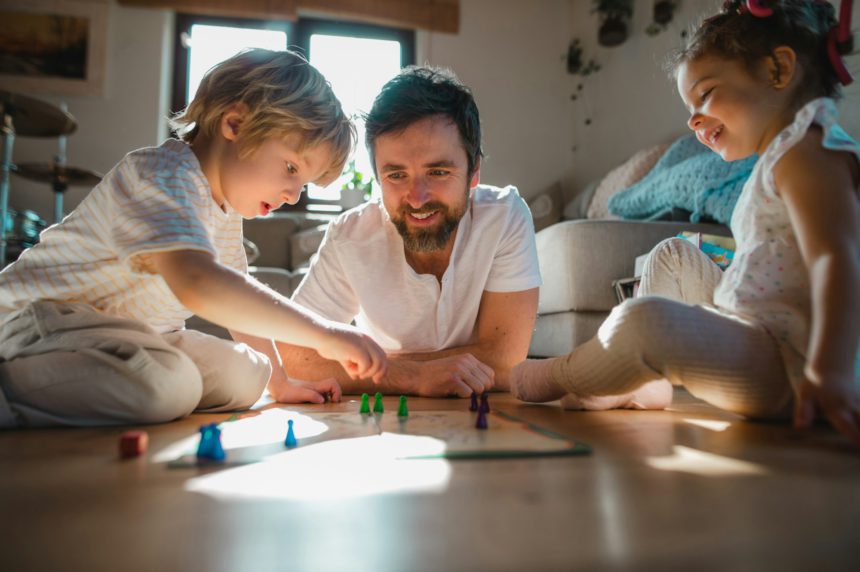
[
  {"xmin": 149, "ymin": 249, "xmax": 387, "ymax": 384},
  {"xmin": 776, "ymin": 135, "xmax": 860, "ymax": 447}
]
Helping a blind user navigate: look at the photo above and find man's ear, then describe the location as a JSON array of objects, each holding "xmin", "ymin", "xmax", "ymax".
[
  {"xmin": 767, "ymin": 46, "xmax": 797, "ymax": 89},
  {"xmin": 468, "ymin": 158, "xmax": 481, "ymax": 189},
  {"xmin": 220, "ymin": 104, "xmax": 248, "ymax": 142}
]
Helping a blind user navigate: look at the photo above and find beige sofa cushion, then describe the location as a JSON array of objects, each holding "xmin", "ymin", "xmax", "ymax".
[{"xmin": 586, "ymin": 143, "xmax": 670, "ymax": 220}]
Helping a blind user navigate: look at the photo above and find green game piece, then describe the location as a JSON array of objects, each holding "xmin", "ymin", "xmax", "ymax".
[
  {"xmin": 397, "ymin": 395, "xmax": 408, "ymax": 417},
  {"xmin": 359, "ymin": 393, "xmax": 371, "ymax": 414},
  {"xmin": 373, "ymin": 392, "xmax": 384, "ymax": 413}
]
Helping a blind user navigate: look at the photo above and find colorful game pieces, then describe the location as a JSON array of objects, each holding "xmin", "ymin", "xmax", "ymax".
[
  {"xmin": 373, "ymin": 392, "xmax": 384, "ymax": 413},
  {"xmin": 119, "ymin": 430, "xmax": 148, "ymax": 459},
  {"xmin": 475, "ymin": 408, "xmax": 488, "ymax": 430},
  {"xmin": 360, "ymin": 393, "xmax": 371, "ymax": 414},
  {"xmin": 397, "ymin": 395, "xmax": 408, "ymax": 417},
  {"xmin": 480, "ymin": 392, "xmax": 490, "ymax": 413},
  {"xmin": 196, "ymin": 423, "xmax": 225, "ymax": 462},
  {"xmin": 469, "ymin": 392, "xmax": 479, "ymax": 412},
  {"xmin": 285, "ymin": 419, "xmax": 298, "ymax": 448}
]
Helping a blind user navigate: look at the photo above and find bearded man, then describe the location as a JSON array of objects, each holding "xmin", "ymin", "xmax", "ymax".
[{"xmin": 277, "ymin": 67, "xmax": 541, "ymax": 397}]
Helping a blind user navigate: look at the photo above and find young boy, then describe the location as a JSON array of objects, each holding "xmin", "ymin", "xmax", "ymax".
[{"xmin": 0, "ymin": 49, "xmax": 387, "ymax": 428}]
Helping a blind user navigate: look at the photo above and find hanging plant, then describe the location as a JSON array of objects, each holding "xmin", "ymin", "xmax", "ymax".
[
  {"xmin": 593, "ymin": 0, "xmax": 634, "ymax": 47},
  {"xmin": 646, "ymin": 0, "xmax": 678, "ymax": 36}
]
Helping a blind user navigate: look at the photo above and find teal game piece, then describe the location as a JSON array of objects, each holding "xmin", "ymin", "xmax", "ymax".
[
  {"xmin": 373, "ymin": 392, "xmax": 384, "ymax": 413},
  {"xmin": 397, "ymin": 395, "xmax": 408, "ymax": 417},
  {"xmin": 359, "ymin": 393, "xmax": 371, "ymax": 414},
  {"xmin": 285, "ymin": 419, "xmax": 297, "ymax": 448}
]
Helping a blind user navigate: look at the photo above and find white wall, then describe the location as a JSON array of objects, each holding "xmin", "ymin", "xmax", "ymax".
[
  {"xmin": 567, "ymin": 0, "xmax": 860, "ymax": 191},
  {"xmin": 8, "ymin": 3, "xmax": 173, "ymax": 220},
  {"xmin": 417, "ymin": 0, "xmax": 573, "ymax": 198},
  {"xmin": 6, "ymin": 0, "xmax": 859, "ymax": 221}
]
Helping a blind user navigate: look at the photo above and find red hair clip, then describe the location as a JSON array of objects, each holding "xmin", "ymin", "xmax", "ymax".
[
  {"xmin": 828, "ymin": 0, "xmax": 854, "ymax": 85},
  {"xmin": 745, "ymin": 0, "xmax": 774, "ymax": 17}
]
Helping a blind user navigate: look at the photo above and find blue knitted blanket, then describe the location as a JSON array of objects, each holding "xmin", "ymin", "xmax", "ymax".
[{"xmin": 607, "ymin": 135, "xmax": 757, "ymax": 224}]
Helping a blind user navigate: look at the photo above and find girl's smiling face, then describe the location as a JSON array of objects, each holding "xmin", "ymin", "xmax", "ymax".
[{"xmin": 677, "ymin": 54, "xmax": 791, "ymax": 162}]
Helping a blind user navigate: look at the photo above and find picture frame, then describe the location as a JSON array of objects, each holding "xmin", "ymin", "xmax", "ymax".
[{"xmin": 0, "ymin": 0, "xmax": 109, "ymax": 97}]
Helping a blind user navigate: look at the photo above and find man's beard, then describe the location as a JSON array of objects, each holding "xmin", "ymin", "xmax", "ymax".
[{"xmin": 392, "ymin": 196, "xmax": 468, "ymax": 253}]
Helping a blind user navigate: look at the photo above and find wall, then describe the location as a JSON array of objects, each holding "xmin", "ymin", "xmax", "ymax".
[
  {"xmin": 417, "ymin": 0, "xmax": 573, "ymax": 198},
  {"xmin": 567, "ymin": 0, "xmax": 860, "ymax": 191},
  {"xmin": 8, "ymin": 3, "xmax": 173, "ymax": 220},
  {"xmin": 6, "ymin": 0, "xmax": 859, "ymax": 221}
]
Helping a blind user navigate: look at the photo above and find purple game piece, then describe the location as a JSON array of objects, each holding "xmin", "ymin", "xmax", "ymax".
[
  {"xmin": 480, "ymin": 392, "xmax": 490, "ymax": 413},
  {"xmin": 475, "ymin": 408, "xmax": 488, "ymax": 430},
  {"xmin": 469, "ymin": 392, "xmax": 479, "ymax": 412}
]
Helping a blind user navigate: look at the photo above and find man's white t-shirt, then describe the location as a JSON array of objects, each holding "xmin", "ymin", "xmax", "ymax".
[{"xmin": 293, "ymin": 185, "xmax": 542, "ymax": 353}]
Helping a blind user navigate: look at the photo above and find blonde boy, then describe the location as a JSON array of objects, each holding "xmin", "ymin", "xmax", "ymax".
[{"xmin": 0, "ymin": 49, "xmax": 386, "ymax": 428}]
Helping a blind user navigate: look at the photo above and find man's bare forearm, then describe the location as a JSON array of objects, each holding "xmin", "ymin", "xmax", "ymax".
[
  {"xmin": 393, "ymin": 342, "xmax": 516, "ymax": 389},
  {"xmin": 278, "ymin": 339, "xmax": 517, "ymax": 395},
  {"xmin": 278, "ymin": 341, "xmax": 424, "ymax": 394}
]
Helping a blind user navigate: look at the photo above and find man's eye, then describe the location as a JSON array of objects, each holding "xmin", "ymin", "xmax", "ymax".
[
  {"xmin": 429, "ymin": 169, "xmax": 449, "ymax": 177},
  {"xmin": 388, "ymin": 172, "xmax": 406, "ymax": 180}
]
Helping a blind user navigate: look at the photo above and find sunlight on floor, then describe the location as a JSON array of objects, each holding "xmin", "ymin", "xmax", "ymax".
[
  {"xmin": 184, "ymin": 434, "xmax": 452, "ymax": 501},
  {"xmin": 683, "ymin": 418, "xmax": 732, "ymax": 432},
  {"xmin": 153, "ymin": 408, "xmax": 452, "ymax": 500},
  {"xmin": 646, "ymin": 445, "xmax": 768, "ymax": 477}
]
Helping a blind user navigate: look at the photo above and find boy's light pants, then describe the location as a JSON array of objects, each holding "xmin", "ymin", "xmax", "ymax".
[{"xmin": 0, "ymin": 301, "xmax": 271, "ymax": 428}]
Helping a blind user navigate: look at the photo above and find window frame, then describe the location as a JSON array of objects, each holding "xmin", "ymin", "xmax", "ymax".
[{"xmin": 171, "ymin": 13, "xmax": 415, "ymax": 212}]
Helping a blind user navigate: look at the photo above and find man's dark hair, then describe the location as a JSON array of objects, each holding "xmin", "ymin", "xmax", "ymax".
[{"xmin": 364, "ymin": 66, "xmax": 483, "ymax": 177}]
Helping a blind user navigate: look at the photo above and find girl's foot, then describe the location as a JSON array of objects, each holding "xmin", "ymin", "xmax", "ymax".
[{"xmin": 559, "ymin": 379, "xmax": 673, "ymax": 411}]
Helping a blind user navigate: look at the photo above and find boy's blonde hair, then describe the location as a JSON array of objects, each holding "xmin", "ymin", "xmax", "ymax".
[{"xmin": 170, "ymin": 48, "xmax": 354, "ymax": 184}]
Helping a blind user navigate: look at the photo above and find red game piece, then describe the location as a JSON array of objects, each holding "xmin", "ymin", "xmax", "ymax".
[{"xmin": 119, "ymin": 430, "xmax": 149, "ymax": 458}]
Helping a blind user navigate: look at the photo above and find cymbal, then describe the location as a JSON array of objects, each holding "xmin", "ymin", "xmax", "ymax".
[
  {"xmin": 12, "ymin": 163, "xmax": 103, "ymax": 187},
  {"xmin": 0, "ymin": 91, "xmax": 77, "ymax": 137}
]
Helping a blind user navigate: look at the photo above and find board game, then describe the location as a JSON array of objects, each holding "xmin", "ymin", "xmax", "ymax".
[{"xmin": 167, "ymin": 402, "xmax": 590, "ymax": 468}]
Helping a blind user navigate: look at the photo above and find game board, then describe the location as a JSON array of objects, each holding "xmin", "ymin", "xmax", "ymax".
[{"xmin": 167, "ymin": 408, "xmax": 590, "ymax": 468}]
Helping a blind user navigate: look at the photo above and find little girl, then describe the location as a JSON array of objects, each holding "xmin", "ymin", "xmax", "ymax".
[{"xmin": 511, "ymin": 0, "xmax": 860, "ymax": 446}]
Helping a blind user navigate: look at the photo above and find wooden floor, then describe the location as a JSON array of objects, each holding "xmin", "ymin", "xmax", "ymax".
[{"xmin": 1, "ymin": 389, "xmax": 858, "ymax": 572}]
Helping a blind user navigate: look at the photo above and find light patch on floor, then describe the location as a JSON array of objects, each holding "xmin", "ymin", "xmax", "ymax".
[{"xmin": 646, "ymin": 445, "xmax": 768, "ymax": 477}]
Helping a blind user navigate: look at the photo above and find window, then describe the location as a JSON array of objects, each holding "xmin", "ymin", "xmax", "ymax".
[{"xmin": 172, "ymin": 14, "xmax": 415, "ymax": 211}]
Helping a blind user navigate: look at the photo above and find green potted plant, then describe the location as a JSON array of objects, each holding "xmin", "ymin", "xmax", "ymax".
[
  {"xmin": 339, "ymin": 160, "xmax": 374, "ymax": 210},
  {"xmin": 593, "ymin": 0, "xmax": 633, "ymax": 47}
]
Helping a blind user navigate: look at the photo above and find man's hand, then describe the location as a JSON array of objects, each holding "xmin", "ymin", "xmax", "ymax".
[
  {"xmin": 410, "ymin": 354, "xmax": 495, "ymax": 397},
  {"xmin": 794, "ymin": 373, "xmax": 860, "ymax": 447},
  {"xmin": 315, "ymin": 321, "xmax": 388, "ymax": 384},
  {"xmin": 268, "ymin": 367, "xmax": 343, "ymax": 404}
]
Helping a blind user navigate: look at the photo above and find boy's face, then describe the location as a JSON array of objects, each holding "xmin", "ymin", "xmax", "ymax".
[
  {"xmin": 216, "ymin": 126, "xmax": 334, "ymax": 219},
  {"xmin": 677, "ymin": 55, "xmax": 782, "ymax": 161},
  {"xmin": 375, "ymin": 114, "xmax": 480, "ymax": 252}
]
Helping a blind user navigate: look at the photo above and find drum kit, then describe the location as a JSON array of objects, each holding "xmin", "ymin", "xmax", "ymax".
[{"xmin": 1, "ymin": 90, "xmax": 103, "ymax": 267}]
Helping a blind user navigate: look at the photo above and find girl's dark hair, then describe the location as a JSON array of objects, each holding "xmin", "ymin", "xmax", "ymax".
[
  {"xmin": 364, "ymin": 66, "xmax": 483, "ymax": 178},
  {"xmin": 670, "ymin": 0, "xmax": 853, "ymax": 100}
]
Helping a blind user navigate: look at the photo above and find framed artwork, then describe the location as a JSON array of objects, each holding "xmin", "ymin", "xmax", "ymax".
[{"xmin": 0, "ymin": 0, "xmax": 109, "ymax": 97}]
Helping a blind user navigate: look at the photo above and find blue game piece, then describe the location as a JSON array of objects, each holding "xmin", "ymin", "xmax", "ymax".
[
  {"xmin": 469, "ymin": 392, "xmax": 479, "ymax": 412},
  {"xmin": 476, "ymin": 408, "xmax": 488, "ymax": 430},
  {"xmin": 196, "ymin": 424, "xmax": 213, "ymax": 459},
  {"xmin": 208, "ymin": 424, "xmax": 225, "ymax": 461},
  {"xmin": 285, "ymin": 419, "xmax": 298, "ymax": 448},
  {"xmin": 480, "ymin": 392, "xmax": 490, "ymax": 413}
]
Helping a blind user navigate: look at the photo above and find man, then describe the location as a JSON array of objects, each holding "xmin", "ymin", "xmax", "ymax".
[{"xmin": 276, "ymin": 67, "xmax": 541, "ymax": 397}]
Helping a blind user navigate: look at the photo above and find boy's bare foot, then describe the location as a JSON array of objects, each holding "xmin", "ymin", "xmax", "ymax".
[{"xmin": 559, "ymin": 379, "xmax": 673, "ymax": 411}]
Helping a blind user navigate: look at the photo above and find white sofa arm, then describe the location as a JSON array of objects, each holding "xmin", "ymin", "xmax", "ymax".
[{"xmin": 537, "ymin": 219, "xmax": 730, "ymax": 314}]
